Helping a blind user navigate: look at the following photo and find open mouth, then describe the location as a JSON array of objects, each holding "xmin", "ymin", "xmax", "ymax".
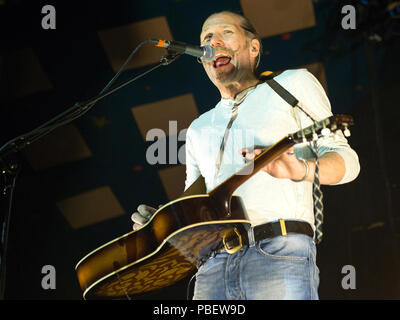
[{"xmin": 213, "ymin": 54, "xmax": 232, "ymax": 68}]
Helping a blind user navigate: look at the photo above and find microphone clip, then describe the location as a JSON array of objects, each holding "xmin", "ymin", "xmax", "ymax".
[{"xmin": 160, "ymin": 51, "xmax": 182, "ymax": 65}]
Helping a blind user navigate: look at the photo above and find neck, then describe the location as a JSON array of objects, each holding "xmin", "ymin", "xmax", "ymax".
[{"xmin": 218, "ymin": 75, "xmax": 260, "ymax": 100}]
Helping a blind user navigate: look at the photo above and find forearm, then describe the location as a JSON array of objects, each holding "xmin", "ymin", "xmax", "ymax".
[{"xmin": 304, "ymin": 152, "xmax": 346, "ymax": 185}]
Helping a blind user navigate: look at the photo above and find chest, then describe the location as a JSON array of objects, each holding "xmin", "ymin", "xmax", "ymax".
[{"xmin": 203, "ymin": 91, "xmax": 298, "ymax": 152}]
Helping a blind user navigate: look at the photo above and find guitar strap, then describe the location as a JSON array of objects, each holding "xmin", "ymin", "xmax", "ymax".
[
  {"xmin": 261, "ymin": 71, "xmax": 323, "ymax": 244},
  {"xmin": 260, "ymin": 71, "xmax": 319, "ymax": 122}
]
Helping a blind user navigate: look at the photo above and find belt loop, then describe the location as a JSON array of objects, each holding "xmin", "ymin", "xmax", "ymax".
[
  {"xmin": 279, "ymin": 219, "xmax": 287, "ymax": 236},
  {"xmin": 246, "ymin": 225, "xmax": 256, "ymax": 247}
]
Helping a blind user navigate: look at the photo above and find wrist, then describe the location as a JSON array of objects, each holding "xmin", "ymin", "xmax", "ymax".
[{"xmin": 291, "ymin": 159, "xmax": 314, "ymax": 182}]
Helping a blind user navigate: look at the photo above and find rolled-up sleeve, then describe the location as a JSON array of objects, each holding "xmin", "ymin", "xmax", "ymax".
[
  {"xmin": 316, "ymin": 131, "xmax": 360, "ymax": 184},
  {"xmin": 291, "ymin": 69, "xmax": 360, "ymax": 185}
]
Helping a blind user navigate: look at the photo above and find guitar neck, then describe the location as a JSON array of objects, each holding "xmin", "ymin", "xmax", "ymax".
[{"xmin": 208, "ymin": 136, "xmax": 295, "ymax": 218}]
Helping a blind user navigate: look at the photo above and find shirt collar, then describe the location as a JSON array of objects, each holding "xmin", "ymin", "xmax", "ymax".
[{"xmin": 220, "ymin": 83, "xmax": 260, "ymax": 108}]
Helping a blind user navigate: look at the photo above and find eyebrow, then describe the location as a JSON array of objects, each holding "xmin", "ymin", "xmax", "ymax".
[{"xmin": 201, "ymin": 24, "xmax": 236, "ymax": 40}]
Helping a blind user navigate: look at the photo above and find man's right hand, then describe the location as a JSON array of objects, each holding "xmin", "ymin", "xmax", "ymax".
[{"xmin": 131, "ymin": 204, "xmax": 157, "ymax": 231}]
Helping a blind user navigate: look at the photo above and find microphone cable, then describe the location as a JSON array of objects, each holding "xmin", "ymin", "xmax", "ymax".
[{"xmin": 0, "ymin": 39, "xmax": 155, "ymax": 155}]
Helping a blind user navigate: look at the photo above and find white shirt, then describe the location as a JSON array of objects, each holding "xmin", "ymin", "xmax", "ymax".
[{"xmin": 184, "ymin": 69, "xmax": 360, "ymax": 227}]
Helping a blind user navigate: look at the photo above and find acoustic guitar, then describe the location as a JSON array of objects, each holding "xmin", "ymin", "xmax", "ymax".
[{"xmin": 75, "ymin": 114, "xmax": 353, "ymax": 299}]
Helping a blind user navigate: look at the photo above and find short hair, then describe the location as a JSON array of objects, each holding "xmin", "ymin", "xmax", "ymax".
[{"xmin": 203, "ymin": 10, "xmax": 263, "ymax": 71}]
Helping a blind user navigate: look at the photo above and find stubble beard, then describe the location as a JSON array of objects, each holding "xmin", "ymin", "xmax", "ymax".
[{"xmin": 214, "ymin": 67, "xmax": 235, "ymax": 84}]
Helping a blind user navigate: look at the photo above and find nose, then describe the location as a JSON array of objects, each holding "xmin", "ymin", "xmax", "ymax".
[{"xmin": 209, "ymin": 34, "xmax": 224, "ymax": 48}]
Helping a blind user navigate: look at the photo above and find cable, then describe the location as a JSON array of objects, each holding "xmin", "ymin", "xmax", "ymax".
[
  {"xmin": 0, "ymin": 39, "xmax": 154, "ymax": 156},
  {"xmin": 186, "ymin": 273, "xmax": 196, "ymax": 300},
  {"xmin": 0, "ymin": 168, "xmax": 19, "ymax": 299}
]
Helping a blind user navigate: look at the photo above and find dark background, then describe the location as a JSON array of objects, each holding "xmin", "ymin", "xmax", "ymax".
[{"xmin": 0, "ymin": 0, "xmax": 400, "ymax": 300}]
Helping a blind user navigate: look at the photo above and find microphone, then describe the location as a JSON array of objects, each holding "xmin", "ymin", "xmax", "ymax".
[{"xmin": 150, "ymin": 39, "xmax": 215, "ymax": 62}]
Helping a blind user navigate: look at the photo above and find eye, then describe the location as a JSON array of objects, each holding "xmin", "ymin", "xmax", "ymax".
[
  {"xmin": 203, "ymin": 33, "xmax": 212, "ymax": 42},
  {"xmin": 224, "ymin": 30, "xmax": 233, "ymax": 35}
]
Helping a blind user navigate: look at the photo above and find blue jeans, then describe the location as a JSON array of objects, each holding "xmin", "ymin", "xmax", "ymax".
[{"xmin": 193, "ymin": 233, "xmax": 319, "ymax": 300}]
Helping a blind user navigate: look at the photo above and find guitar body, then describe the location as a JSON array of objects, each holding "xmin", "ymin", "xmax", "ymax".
[{"xmin": 76, "ymin": 194, "xmax": 250, "ymax": 299}]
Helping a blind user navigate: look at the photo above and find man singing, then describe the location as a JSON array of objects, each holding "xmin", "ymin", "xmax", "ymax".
[{"xmin": 132, "ymin": 10, "xmax": 360, "ymax": 300}]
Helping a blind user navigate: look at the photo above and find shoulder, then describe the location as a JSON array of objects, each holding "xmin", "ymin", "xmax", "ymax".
[
  {"xmin": 254, "ymin": 68, "xmax": 318, "ymax": 100},
  {"xmin": 274, "ymin": 68, "xmax": 313, "ymax": 85},
  {"xmin": 256, "ymin": 68, "xmax": 315, "ymax": 95},
  {"xmin": 272, "ymin": 68, "xmax": 327, "ymax": 98}
]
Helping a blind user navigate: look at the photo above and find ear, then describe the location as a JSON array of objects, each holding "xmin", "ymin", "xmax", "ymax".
[{"xmin": 249, "ymin": 38, "xmax": 260, "ymax": 58}]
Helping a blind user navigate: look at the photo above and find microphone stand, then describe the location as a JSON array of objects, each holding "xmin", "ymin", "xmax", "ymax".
[{"xmin": 0, "ymin": 51, "xmax": 182, "ymax": 300}]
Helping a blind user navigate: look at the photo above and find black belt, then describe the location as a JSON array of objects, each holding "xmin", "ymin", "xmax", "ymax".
[{"xmin": 220, "ymin": 220, "xmax": 314, "ymax": 254}]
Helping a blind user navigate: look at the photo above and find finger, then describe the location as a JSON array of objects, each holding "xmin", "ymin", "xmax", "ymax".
[
  {"xmin": 285, "ymin": 146, "xmax": 295, "ymax": 155},
  {"xmin": 245, "ymin": 153, "xmax": 256, "ymax": 161},
  {"xmin": 246, "ymin": 148, "xmax": 263, "ymax": 159},
  {"xmin": 254, "ymin": 145, "xmax": 267, "ymax": 151},
  {"xmin": 241, "ymin": 145, "xmax": 267, "ymax": 155},
  {"xmin": 132, "ymin": 223, "xmax": 142, "ymax": 231},
  {"xmin": 137, "ymin": 204, "xmax": 156, "ymax": 219},
  {"xmin": 131, "ymin": 212, "xmax": 149, "ymax": 225}
]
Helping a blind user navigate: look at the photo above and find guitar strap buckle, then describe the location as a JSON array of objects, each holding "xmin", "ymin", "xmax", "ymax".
[{"xmin": 222, "ymin": 227, "xmax": 242, "ymax": 254}]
